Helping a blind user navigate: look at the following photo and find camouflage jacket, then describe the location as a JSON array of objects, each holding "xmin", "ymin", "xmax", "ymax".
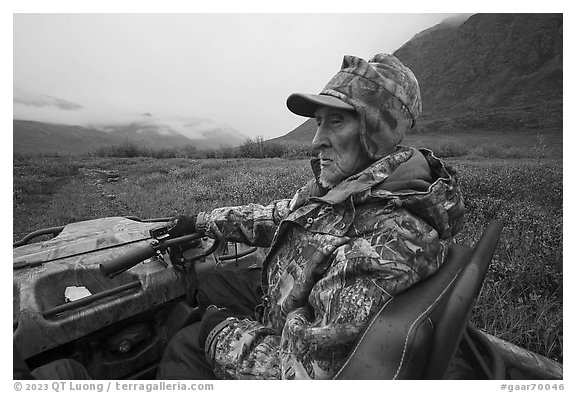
[{"xmin": 195, "ymin": 146, "xmax": 465, "ymax": 379}]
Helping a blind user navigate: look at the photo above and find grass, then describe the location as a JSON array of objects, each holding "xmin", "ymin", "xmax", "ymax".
[
  {"xmin": 450, "ymin": 158, "xmax": 562, "ymax": 362},
  {"xmin": 13, "ymin": 146, "xmax": 563, "ymax": 364}
]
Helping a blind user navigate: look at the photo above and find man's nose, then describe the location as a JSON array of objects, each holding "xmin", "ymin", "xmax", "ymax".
[{"xmin": 312, "ymin": 124, "xmax": 331, "ymax": 151}]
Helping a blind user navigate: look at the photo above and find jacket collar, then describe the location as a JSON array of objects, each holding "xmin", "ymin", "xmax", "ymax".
[{"xmin": 309, "ymin": 146, "xmax": 415, "ymax": 205}]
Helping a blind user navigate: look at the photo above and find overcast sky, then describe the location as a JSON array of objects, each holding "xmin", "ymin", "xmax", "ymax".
[{"xmin": 14, "ymin": 13, "xmax": 469, "ymax": 140}]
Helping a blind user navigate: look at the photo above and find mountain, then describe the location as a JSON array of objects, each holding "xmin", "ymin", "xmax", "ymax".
[
  {"xmin": 183, "ymin": 127, "xmax": 247, "ymax": 150},
  {"xmin": 394, "ymin": 13, "xmax": 562, "ymax": 132},
  {"xmin": 276, "ymin": 13, "xmax": 563, "ymax": 143},
  {"xmin": 274, "ymin": 118, "xmax": 316, "ymax": 144},
  {"xmin": 13, "ymin": 120, "xmax": 122, "ymax": 155},
  {"xmin": 14, "ymin": 118, "xmax": 248, "ymax": 155},
  {"xmin": 98, "ymin": 122, "xmax": 201, "ymax": 150}
]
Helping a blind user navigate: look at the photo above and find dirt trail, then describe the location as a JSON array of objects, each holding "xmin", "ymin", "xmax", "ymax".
[
  {"xmin": 13, "ymin": 166, "xmax": 133, "ymax": 243},
  {"xmin": 77, "ymin": 167, "xmax": 134, "ymax": 216}
]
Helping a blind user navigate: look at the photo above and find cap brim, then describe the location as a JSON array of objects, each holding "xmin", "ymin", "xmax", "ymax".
[{"xmin": 286, "ymin": 93, "xmax": 355, "ymax": 118}]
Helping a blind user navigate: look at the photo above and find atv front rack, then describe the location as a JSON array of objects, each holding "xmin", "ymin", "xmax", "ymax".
[{"xmin": 13, "ymin": 216, "xmax": 173, "ymax": 248}]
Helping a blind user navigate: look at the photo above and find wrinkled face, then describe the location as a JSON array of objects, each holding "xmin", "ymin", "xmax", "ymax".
[{"xmin": 312, "ymin": 106, "xmax": 372, "ymax": 189}]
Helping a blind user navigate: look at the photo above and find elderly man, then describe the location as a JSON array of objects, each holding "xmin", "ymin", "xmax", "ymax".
[{"xmin": 156, "ymin": 53, "xmax": 465, "ymax": 380}]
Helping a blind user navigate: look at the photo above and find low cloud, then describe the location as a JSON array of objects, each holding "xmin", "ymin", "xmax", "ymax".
[
  {"xmin": 12, "ymin": 88, "xmax": 246, "ymax": 142},
  {"xmin": 13, "ymin": 87, "xmax": 84, "ymax": 110},
  {"xmin": 97, "ymin": 114, "xmax": 241, "ymax": 141}
]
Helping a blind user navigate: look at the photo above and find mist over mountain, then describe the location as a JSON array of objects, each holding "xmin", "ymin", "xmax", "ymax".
[
  {"xmin": 276, "ymin": 13, "xmax": 562, "ymax": 143},
  {"xmin": 13, "ymin": 114, "xmax": 248, "ymax": 155},
  {"xmin": 98, "ymin": 115, "xmax": 247, "ymax": 150},
  {"xmin": 14, "ymin": 87, "xmax": 85, "ymax": 111}
]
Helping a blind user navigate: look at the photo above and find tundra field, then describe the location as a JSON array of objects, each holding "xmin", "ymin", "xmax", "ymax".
[{"xmin": 13, "ymin": 132, "xmax": 563, "ymax": 364}]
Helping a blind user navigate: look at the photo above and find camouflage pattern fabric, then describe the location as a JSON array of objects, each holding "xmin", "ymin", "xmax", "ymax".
[
  {"xmin": 195, "ymin": 146, "xmax": 465, "ymax": 379},
  {"xmin": 320, "ymin": 54, "xmax": 422, "ymax": 160}
]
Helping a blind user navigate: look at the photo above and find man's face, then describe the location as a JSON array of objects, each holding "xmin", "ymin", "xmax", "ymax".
[{"xmin": 312, "ymin": 106, "xmax": 371, "ymax": 189}]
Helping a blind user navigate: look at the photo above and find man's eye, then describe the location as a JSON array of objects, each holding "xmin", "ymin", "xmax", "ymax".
[{"xmin": 330, "ymin": 118, "xmax": 342, "ymax": 126}]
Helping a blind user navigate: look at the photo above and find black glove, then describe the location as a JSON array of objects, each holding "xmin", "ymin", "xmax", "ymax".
[
  {"xmin": 198, "ymin": 305, "xmax": 236, "ymax": 349},
  {"xmin": 167, "ymin": 215, "xmax": 197, "ymax": 238}
]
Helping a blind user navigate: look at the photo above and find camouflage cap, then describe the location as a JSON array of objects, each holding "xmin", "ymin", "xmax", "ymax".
[
  {"xmin": 287, "ymin": 54, "xmax": 422, "ymax": 159},
  {"xmin": 366, "ymin": 53, "xmax": 421, "ymax": 123}
]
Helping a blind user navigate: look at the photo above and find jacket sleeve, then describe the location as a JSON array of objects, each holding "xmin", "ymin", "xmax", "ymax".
[
  {"xmin": 196, "ymin": 199, "xmax": 292, "ymax": 247},
  {"xmin": 205, "ymin": 318, "xmax": 282, "ymax": 379},
  {"xmin": 204, "ymin": 208, "xmax": 448, "ymax": 379}
]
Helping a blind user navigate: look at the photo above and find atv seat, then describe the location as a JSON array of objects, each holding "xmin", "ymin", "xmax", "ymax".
[{"xmin": 334, "ymin": 220, "xmax": 505, "ymax": 380}]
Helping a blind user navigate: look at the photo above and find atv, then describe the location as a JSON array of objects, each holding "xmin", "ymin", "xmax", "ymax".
[{"xmin": 13, "ymin": 216, "xmax": 563, "ymax": 380}]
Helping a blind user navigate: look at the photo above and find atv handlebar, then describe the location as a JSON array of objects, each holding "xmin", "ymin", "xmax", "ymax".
[
  {"xmin": 100, "ymin": 233, "xmax": 204, "ymax": 279},
  {"xmin": 100, "ymin": 243, "xmax": 157, "ymax": 278}
]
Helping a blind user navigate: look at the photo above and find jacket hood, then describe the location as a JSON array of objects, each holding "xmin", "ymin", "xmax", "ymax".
[{"xmin": 292, "ymin": 146, "xmax": 464, "ymax": 239}]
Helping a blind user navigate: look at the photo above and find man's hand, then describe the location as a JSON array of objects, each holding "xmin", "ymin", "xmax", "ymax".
[
  {"xmin": 167, "ymin": 215, "xmax": 197, "ymax": 238},
  {"xmin": 198, "ymin": 305, "xmax": 236, "ymax": 348}
]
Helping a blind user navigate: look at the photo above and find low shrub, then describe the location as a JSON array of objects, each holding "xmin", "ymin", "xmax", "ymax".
[
  {"xmin": 452, "ymin": 159, "xmax": 562, "ymax": 361},
  {"xmin": 430, "ymin": 138, "xmax": 469, "ymax": 157},
  {"xmin": 91, "ymin": 138, "xmax": 316, "ymax": 160},
  {"xmin": 96, "ymin": 143, "xmax": 149, "ymax": 158},
  {"xmin": 470, "ymin": 143, "xmax": 552, "ymax": 159},
  {"xmin": 95, "ymin": 143, "xmax": 201, "ymax": 159}
]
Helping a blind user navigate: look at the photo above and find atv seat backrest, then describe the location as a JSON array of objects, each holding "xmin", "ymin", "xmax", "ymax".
[{"xmin": 334, "ymin": 220, "xmax": 504, "ymax": 380}]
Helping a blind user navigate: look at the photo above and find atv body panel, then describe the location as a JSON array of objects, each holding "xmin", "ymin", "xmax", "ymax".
[{"xmin": 13, "ymin": 218, "xmax": 189, "ymax": 374}]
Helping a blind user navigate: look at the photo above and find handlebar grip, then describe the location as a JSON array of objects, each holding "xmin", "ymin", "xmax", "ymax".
[{"xmin": 100, "ymin": 243, "xmax": 157, "ymax": 278}]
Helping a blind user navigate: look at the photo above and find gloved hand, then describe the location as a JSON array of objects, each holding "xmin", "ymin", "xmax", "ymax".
[
  {"xmin": 198, "ymin": 305, "xmax": 236, "ymax": 349},
  {"xmin": 167, "ymin": 215, "xmax": 197, "ymax": 238}
]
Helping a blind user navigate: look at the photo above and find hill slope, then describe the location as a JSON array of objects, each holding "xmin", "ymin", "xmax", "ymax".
[
  {"xmin": 13, "ymin": 120, "xmax": 122, "ymax": 155},
  {"xmin": 14, "ymin": 119, "xmax": 248, "ymax": 155},
  {"xmin": 276, "ymin": 13, "xmax": 563, "ymax": 143},
  {"xmin": 394, "ymin": 13, "xmax": 562, "ymax": 132},
  {"xmin": 98, "ymin": 122, "xmax": 201, "ymax": 150},
  {"xmin": 100, "ymin": 116, "xmax": 248, "ymax": 150}
]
